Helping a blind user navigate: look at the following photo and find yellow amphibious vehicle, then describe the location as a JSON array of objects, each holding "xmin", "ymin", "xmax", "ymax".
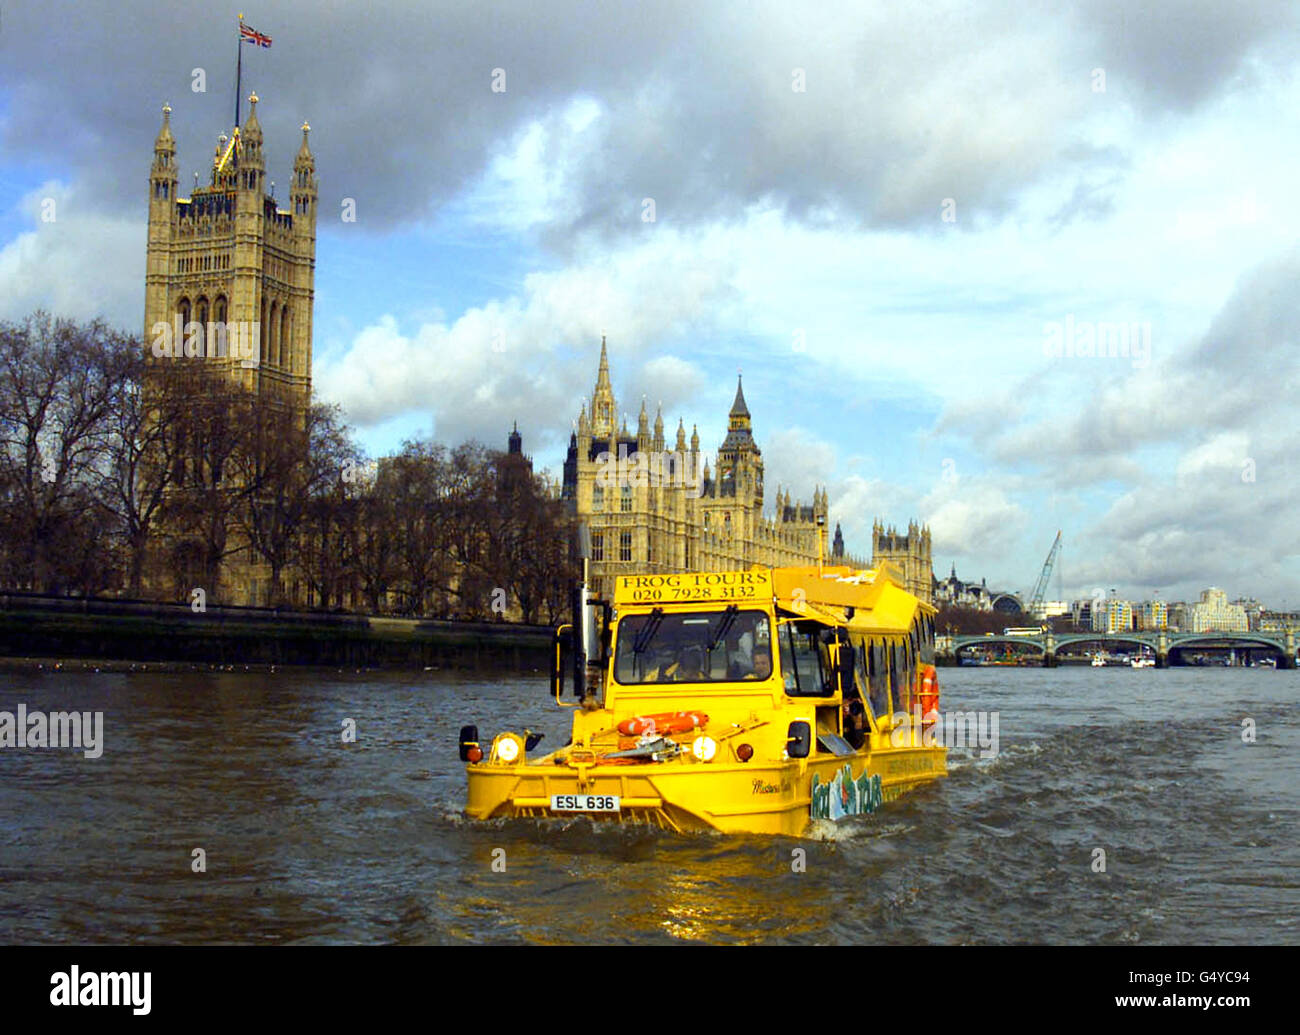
[{"xmin": 462, "ymin": 562, "xmax": 946, "ymax": 837}]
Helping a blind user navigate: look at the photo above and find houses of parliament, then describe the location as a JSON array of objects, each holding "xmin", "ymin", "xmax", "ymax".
[
  {"xmin": 140, "ymin": 99, "xmax": 932, "ymax": 608},
  {"xmin": 560, "ymin": 340, "xmax": 934, "ymax": 603}
]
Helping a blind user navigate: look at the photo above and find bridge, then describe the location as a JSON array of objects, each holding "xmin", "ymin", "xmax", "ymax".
[{"xmin": 937, "ymin": 628, "xmax": 1298, "ymax": 668}]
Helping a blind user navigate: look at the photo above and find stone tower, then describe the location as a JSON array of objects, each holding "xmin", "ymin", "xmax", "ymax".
[
  {"xmin": 714, "ymin": 375, "xmax": 764, "ymax": 505},
  {"xmin": 144, "ymin": 96, "xmax": 317, "ymax": 414},
  {"xmin": 871, "ymin": 519, "xmax": 934, "ymax": 604}
]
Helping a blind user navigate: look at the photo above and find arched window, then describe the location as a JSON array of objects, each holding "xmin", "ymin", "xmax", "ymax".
[
  {"xmin": 269, "ymin": 301, "xmax": 281, "ymax": 368},
  {"xmin": 279, "ymin": 305, "xmax": 290, "ymax": 371},
  {"xmin": 195, "ymin": 297, "xmax": 209, "ymax": 356},
  {"xmin": 260, "ymin": 297, "xmax": 270, "ymax": 365}
]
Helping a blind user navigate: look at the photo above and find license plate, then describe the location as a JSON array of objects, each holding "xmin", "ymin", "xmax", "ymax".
[{"xmin": 551, "ymin": 794, "xmax": 620, "ymax": 813}]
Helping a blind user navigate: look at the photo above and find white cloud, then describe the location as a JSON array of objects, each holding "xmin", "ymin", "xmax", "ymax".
[{"xmin": 0, "ymin": 182, "xmax": 142, "ymax": 326}]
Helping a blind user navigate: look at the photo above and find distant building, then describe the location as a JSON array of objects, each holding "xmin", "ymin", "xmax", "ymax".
[
  {"xmin": 934, "ymin": 565, "xmax": 993, "ymax": 610},
  {"xmin": 1137, "ymin": 600, "xmax": 1168, "ymax": 631},
  {"xmin": 1232, "ymin": 598, "xmax": 1265, "ymax": 631},
  {"xmin": 934, "ymin": 565, "xmax": 1023, "ymax": 613},
  {"xmin": 1092, "ymin": 599, "xmax": 1134, "ymax": 633},
  {"xmin": 1188, "ymin": 588, "xmax": 1249, "ymax": 633},
  {"xmin": 1260, "ymin": 611, "xmax": 1300, "ymax": 632},
  {"xmin": 1071, "ymin": 599, "xmax": 1093, "ymax": 629},
  {"xmin": 1168, "ymin": 602, "xmax": 1189, "ymax": 632}
]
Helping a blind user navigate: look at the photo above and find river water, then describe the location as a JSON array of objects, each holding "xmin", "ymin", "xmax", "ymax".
[{"xmin": 0, "ymin": 665, "xmax": 1295, "ymax": 944}]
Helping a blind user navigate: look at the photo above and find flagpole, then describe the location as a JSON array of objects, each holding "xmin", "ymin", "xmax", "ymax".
[{"xmin": 235, "ymin": 13, "xmax": 244, "ymax": 127}]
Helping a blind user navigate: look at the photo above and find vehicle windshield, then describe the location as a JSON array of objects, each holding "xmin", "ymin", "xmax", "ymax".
[{"xmin": 614, "ymin": 608, "xmax": 773, "ymax": 684}]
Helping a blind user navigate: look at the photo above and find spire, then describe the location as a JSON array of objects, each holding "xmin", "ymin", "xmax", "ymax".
[
  {"xmin": 154, "ymin": 103, "xmax": 175, "ymax": 150},
  {"xmin": 291, "ymin": 119, "xmax": 318, "ymax": 222},
  {"xmin": 690, "ymin": 424, "xmax": 700, "ymax": 453},
  {"xmin": 590, "ymin": 337, "xmax": 616, "ymax": 437},
  {"xmin": 150, "ymin": 104, "xmax": 177, "ymax": 195},
  {"xmin": 729, "ymin": 374, "xmax": 750, "ymax": 420},
  {"xmin": 675, "ymin": 418, "xmax": 686, "ymax": 452},
  {"xmin": 596, "ymin": 335, "xmax": 611, "ymax": 391},
  {"xmin": 297, "ymin": 120, "xmax": 314, "ymax": 161},
  {"xmin": 720, "ymin": 372, "xmax": 758, "ymax": 465},
  {"xmin": 233, "ymin": 93, "xmax": 262, "ymax": 185},
  {"xmin": 244, "ymin": 92, "xmax": 262, "ymax": 134}
]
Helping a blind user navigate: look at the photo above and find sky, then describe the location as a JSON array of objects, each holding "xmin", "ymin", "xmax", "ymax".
[{"xmin": 2, "ymin": 0, "xmax": 1298, "ymax": 606}]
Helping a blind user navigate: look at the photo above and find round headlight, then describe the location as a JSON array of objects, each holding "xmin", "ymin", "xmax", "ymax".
[
  {"xmin": 496, "ymin": 737, "xmax": 520, "ymax": 763},
  {"xmin": 692, "ymin": 736, "xmax": 717, "ymax": 762}
]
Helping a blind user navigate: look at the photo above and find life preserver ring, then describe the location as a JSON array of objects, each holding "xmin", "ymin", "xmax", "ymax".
[
  {"xmin": 916, "ymin": 665, "xmax": 939, "ymax": 724},
  {"xmin": 617, "ymin": 711, "xmax": 708, "ymax": 737}
]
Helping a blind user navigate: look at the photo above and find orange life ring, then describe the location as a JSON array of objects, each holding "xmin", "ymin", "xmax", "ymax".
[
  {"xmin": 617, "ymin": 711, "xmax": 708, "ymax": 737},
  {"xmin": 916, "ymin": 665, "xmax": 939, "ymax": 723}
]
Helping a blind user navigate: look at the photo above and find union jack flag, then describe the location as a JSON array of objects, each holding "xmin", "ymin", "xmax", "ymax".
[{"xmin": 239, "ymin": 23, "xmax": 272, "ymax": 47}]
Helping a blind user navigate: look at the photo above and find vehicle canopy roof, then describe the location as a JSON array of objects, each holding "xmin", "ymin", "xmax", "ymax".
[
  {"xmin": 612, "ymin": 564, "xmax": 932, "ymax": 638},
  {"xmin": 771, "ymin": 564, "xmax": 932, "ymax": 637}
]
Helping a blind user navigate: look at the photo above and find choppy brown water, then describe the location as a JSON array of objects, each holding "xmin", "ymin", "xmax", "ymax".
[{"xmin": 0, "ymin": 665, "xmax": 1296, "ymax": 944}]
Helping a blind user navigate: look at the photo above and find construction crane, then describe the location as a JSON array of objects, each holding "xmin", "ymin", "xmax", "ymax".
[{"xmin": 1027, "ymin": 531, "xmax": 1062, "ymax": 618}]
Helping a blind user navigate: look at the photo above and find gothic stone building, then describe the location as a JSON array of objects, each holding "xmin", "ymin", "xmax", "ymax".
[
  {"xmin": 144, "ymin": 96, "xmax": 318, "ymax": 604},
  {"xmin": 562, "ymin": 341, "xmax": 935, "ymax": 603},
  {"xmin": 563, "ymin": 340, "xmax": 851, "ymax": 599}
]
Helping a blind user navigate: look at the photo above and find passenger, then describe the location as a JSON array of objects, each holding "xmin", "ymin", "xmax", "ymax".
[
  {"xmin": 674, "ymin": 648, "xmax": 705, "ymax": 682},
  {"xmin": 751, "ymin": 646, "xmax": 773, "ymax": 680},
  {"xmin": 726, "ymin": 631, "xmax": 755, "ymax": 679}
]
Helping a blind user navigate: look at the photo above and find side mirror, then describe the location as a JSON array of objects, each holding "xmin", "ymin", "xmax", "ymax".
[
  {"xmin": 787, "ymin": 720, "xmax": 812, "ymax": 759},
  {"xmin": 458, "ymin": 724, "xmax": 479, "ymax": 762},
  {"xmin": 525, "ymin": 731, "xmax": 544, "ymax": 752}
]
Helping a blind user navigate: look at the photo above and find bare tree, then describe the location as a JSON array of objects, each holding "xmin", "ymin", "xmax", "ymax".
[
  {"xmin": 0, "ymin": 313, "xmax": 121, "ymax": 594},
  {"xmin": 153, "ymin": 366, "xmax": 255, "ymax": 600}
]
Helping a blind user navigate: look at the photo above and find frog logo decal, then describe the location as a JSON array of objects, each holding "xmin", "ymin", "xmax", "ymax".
[{"xmin": 810, "ymin": 766, "xmax": 883, "ymax": 820}]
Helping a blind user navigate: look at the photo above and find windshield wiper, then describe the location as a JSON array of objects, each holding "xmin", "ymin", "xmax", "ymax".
[
  {"xmin": 705, "ymin": 604, "xmax": 739, "ymax": 654},
  {"xmin": 632, "ymin": 607, "xmax": 665, "ymax": 655}
]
